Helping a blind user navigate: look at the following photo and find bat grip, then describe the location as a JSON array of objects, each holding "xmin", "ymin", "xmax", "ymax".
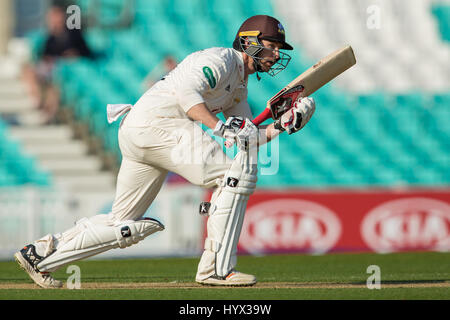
[{"xmin": 252, "ymin": 108, "xmax": 272, "ymax": 126}]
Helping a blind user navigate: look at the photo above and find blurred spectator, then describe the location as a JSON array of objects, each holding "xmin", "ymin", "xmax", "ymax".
[
  {"xmin": 142, "ymin": 54, "xmax": 177, "ymax": 91},
  {"xmin": 22, "ymin": 3, "xmax": 92, "ymax": 124}
]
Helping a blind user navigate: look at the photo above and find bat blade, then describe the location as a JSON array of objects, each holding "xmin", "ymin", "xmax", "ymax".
[{"xmin": 253, "ymin": 45, "xmax": 356, "ymax": 126}]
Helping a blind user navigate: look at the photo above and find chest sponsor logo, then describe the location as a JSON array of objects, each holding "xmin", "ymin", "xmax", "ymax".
[{"xmin": 202, "ymin": 66, "xmax": 216, "ymax": 88}]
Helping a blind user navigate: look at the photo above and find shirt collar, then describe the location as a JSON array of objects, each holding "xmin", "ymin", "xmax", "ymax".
[{"xmin": 232, "ymin": 48, "xmax": 245, "ymax": 84}]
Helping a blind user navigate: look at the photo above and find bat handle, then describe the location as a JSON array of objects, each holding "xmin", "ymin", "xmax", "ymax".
[{"xmin": 252, "ymin": 108, "xmax": 272, "ymax": 126}]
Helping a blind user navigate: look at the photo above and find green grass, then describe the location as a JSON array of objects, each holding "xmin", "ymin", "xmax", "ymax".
[
  {"xmin": 2, "ymin": 287, "xmax": 448, "ymax": 300},
  {"xmin": 1, "ymin": 252, "xmax": 449, "ymax": 300}
]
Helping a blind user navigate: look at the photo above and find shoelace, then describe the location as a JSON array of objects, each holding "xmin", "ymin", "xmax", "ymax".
[{"xmin": 40, "ymin": 272, "xmax": 56, "ymax": 283}]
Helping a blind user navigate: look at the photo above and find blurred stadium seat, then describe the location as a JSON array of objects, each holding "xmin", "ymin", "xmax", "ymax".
[
  {"xmin": 8, "ymin": 0, "xmax": 446, "ymax": 190},
  {"xmin": 432, "ymin": 3, "xmax": 450, "ymax": 42},
  {"xmin": 0, "ymin": 119, "xmax": 51, "ymax": 186}
]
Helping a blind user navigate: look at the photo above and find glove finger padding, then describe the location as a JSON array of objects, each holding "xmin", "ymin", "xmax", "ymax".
[
  {"xmin": 235, "ymin": 119, "xmax": 259, "ymax": 151},
  {"xmin": 221, "ymin": 117, "xmax": 259, "ymax": 150},
  {"xmin": 275, "ymin": 97, "xmax": 316, "ymax": 134},
  {"xmin": 217, "ymin": 116, "xmax": 244, "ymax": 147}
]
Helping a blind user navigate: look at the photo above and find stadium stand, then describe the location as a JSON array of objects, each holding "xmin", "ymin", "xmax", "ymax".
[
  {"xmin": 0, "ymin": 34, "xmax": 116, "ymax": 193},
  {"xmin": 0, "ymin": 119, "xmax": 51, "ymax": 186},
  {"xmin": 3, "ymin": 0, "xmax": 448, "ymax": 189},
  {"xmin": 0, "ymin": 37, "xmax": 52, "ymax": 186}
]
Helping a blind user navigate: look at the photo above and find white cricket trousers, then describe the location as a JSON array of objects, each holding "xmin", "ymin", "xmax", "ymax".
[
  {"xmin": 111, "ymin": 114, "xmax": 232, "ymax": 221},
  {"xmin": 33, "ymin": 109, "xmax": 233, "ymax": 272}
]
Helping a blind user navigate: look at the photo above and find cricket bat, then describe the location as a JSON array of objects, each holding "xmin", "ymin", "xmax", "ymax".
[{"xmin": 252, "ymin": 45, "xmax": 356, "ymax": 126}]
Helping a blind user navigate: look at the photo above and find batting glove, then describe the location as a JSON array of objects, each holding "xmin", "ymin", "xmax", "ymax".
[
  {"xmin": 214, "ymin": 116, "xmax": 258, "ymax": 150},
  {"xmin": 274, "ymin": 97, "xmax": 315, "ymax": 134}
]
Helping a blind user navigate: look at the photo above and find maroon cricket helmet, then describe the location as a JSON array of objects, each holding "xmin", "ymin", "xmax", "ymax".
[{"xmin": 233, "ymin": 15, "xmax": 293, "ymax": 51}]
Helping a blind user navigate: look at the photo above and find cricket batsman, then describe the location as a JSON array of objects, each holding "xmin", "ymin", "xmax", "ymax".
[{"xmin": 14, "ymin": 15, "xmax": 315, "ymax": 288}]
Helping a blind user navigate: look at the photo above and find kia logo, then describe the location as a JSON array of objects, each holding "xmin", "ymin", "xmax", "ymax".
[
  {"xmin": 361, "ymin": 198, "xmax": 450, "ymax": 253},
  {"xmin": 239, "ymin": 199, "xmax": 342, "ymax": 254}
]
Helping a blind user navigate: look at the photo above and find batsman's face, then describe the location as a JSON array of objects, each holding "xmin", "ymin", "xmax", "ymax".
[{"xmin": 258, "ymin": 40, "xmax": 283, "ymax": 72}]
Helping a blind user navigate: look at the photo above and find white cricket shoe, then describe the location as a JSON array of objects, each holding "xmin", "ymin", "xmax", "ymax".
[
  {"xmin": 14, "ymin": 244, "xmax": 63, "ymax": 289},
  {"xmin": 196, "ymin": 270, "xmax": 257, "ymax": 287}
]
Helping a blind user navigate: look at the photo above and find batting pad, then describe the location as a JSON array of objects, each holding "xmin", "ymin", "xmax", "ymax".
[
  {"xmin": 202, "ymin": 149, "xmax": 257, "ymax": 278},
  {"xmin": 36, "ymin": 216, "xmax": 164, "ymax": 272}
]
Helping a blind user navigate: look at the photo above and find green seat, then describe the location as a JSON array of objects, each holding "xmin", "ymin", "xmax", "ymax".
[
  {"xmin": 432, "ymin": 93, "xmax": 450, "ymax": 107},
  {"xmin": 25, "ymin": 30, "xmax": 46, "ymax": 63},
  {"xmin": 85, "ymin": 28, "xmax": 111, "ymax": 53},
  {"xmin": 134, "ymin": 0, "xmax": 166, "ymax": 18},
  {"xmin": 242, "ymin": 0, "xmax": 273, "ymax": 17},
  {"xmin": 0, "ymin": 138, "xmax": 51, "ymax": 186},
  {"xmin": 169, "ymin": 0, "xmax": 210, "ymax": 19},
  {"xmin": 0, "ymin": 165, "xmax": 17, "ymax": 186},
  {"xmin": 357, "ymin": 92, "xmax": 387, "ymax": 108},
  {"xmin": 185, "ymin": 20, "xmax": 222, "ymax": 50},
  {"xmin": 431, "ymin": 5, "xmax": 450, "ymax": 41},
  {"xmin": 394, "ymin": 92, "xmax": 425, "ymax": 109}
]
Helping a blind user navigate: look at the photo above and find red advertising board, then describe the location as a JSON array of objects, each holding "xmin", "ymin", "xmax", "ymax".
[{"xmin": 228, "ymin": 189, "xmax": 450, "ymax": 254}]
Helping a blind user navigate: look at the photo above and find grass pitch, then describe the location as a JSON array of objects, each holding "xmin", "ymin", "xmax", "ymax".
[{"xmin": 0, "ymin": 252, "xmax": 449, "ymax": 300}]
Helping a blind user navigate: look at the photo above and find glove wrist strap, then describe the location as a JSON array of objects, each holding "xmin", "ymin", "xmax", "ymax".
[{"xmin": 273, "ymin": 119, "xmax": 285, "ymax": 132}]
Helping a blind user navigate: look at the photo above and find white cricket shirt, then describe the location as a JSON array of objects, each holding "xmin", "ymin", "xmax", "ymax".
[{"xmin": 127, "ymin": 47, "xmax": 253, "ymax": 127}]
